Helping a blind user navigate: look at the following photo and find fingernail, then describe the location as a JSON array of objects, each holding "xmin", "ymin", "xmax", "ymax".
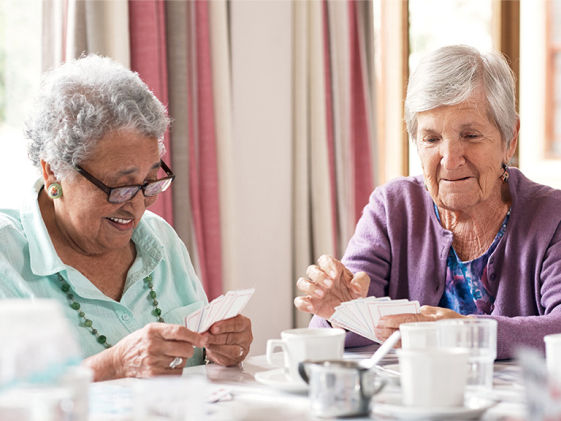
[
  {"xmin": 306, "ymin": 304, "xmax": 314, "ymax": 312},
  {"xmin": 322, "ymin": 278, "xmax": 333, "ymax": 288},
  {"xmin": 314, "ymin": 288, "xmax": 324, "ymax": 298}
]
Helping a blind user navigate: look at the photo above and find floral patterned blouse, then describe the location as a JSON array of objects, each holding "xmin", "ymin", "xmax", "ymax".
[{"xmin": 436, "ymin": 205, "xmax": 511, "ymax": 315}]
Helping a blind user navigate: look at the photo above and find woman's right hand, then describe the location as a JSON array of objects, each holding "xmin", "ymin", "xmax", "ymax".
[
  {"xmin": 293, "ymin": 255, "xmax": 370, "ymax": 320},
  {"xmin": 85, "ymin": 322, "xmax": 205, "ymax": 381}
]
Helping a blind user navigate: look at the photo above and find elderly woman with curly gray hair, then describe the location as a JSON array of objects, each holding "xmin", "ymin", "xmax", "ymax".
[
  {"xmin": 295, "ymin": 45, "xmax": 561, "ymax": 359},
  {"xmin": 0, "ymin": 55, "xmax": 252, "ymax": 381}
]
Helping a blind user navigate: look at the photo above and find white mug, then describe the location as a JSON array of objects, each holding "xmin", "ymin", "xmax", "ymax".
[
  {"xmin": 266, "ymin": 328, "xmax": 345, "ymax": 383},
  {"xmin": 544, "ymin": 333, "xmax": 561, "ymax": 378},
  {"xmin": 399, "ymin": 321, "xmax": 438, "ymax": 350},
  {"xmin": 398, "ymin": 348, "xmax": 469, "ymax": 407}
]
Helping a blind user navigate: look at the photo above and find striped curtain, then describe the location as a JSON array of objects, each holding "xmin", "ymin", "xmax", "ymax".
[
  {"xmin": 129, "ymin": 0, "xmax": 224, "ymax": 300},
  {"xmin": 292, "ymin": 0, "xmax": 376, "ymax": 327},
  {"xmin": 41, "ymin": 0, "xmax": 378, "ymax": 337}
]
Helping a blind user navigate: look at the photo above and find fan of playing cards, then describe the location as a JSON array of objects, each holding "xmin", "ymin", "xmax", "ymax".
[
  {"xmin": 329, "ymin": 297, "xmax": 420, "ymax": 343},
  {"xmin": 184, "ymin": 288, "xmax": 255, "ymax": 333}
]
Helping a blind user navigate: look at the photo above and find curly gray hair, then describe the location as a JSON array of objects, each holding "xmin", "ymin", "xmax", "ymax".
[
  {"xmin": 25, "ymin": 54, "xmax": 170, "ymax": 180},
  {"xmin": 405, "ymin": 45, "xmax": 518, "ymax": 147}
]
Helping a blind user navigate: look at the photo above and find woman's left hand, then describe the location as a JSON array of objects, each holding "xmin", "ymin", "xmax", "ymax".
[
  {"xmin": 374, "ymin": 305, "xmax": 466, "ymax": 343},
  {"xmin": 202, "ymin": 314, "xmax": 253, "ymax": 366}
]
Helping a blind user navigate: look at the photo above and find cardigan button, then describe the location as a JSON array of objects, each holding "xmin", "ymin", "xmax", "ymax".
[{"xmin": 490, "ymin": 273, "xmax": 496, "ymax": 280}]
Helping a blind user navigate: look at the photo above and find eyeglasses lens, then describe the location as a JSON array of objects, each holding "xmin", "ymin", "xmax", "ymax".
[
  {"xmin": 109, "ymin": 186, "xmax": 141, "ymax": 204},
  {"xmin": 144, "ymin": 179, "xmax": 172, "ymax": 196}
]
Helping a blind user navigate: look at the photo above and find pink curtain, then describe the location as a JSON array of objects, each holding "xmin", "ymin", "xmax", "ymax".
[
  {"xmin": 128, "ymin": 0, "xmax": 223, "ymax": 299},
  {"xmin": 128, "ymin": 0, "xmax": 174, "ymax": 226},
  {"xmin": 185, "ymin": 1, "xmax": 223, "ymax": 300},
  {"xmin": 322, "ymin": 0, "xmax": 339, "ymax": 254},
  {"xmin": 348, "ymin": 0, "xmax": 374, "ymax": 223}
]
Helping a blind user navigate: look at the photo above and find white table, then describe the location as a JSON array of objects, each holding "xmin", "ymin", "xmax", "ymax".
[{"xmin": 89, "ymin": 346, "xmax": 527, "ymax": 420}]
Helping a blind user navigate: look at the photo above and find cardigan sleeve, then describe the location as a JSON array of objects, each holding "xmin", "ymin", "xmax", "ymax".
[{"xmin": 481, "ymin": 220, "xmax": 561, "ymax": 359}]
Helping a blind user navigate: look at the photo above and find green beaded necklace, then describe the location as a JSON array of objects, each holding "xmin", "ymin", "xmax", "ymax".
[{"xmin": 56, "ymin": 273, "xmax": 164, "ymax": 348}]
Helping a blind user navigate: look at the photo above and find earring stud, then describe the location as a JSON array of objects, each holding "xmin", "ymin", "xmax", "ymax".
[{"xmin": 47, "ymin": 182, "xmax": 63, "ymax": 199}]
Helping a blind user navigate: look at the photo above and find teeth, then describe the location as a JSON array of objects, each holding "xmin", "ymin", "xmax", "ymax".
[{"xmin": 108, "ymin": 217, "xmax": 132, "ymax": 224}]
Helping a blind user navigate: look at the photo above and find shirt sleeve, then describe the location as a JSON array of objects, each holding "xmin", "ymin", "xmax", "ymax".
[{"xmin": 0, "ymin": 226, "xmax": 35, "ymax": 299}]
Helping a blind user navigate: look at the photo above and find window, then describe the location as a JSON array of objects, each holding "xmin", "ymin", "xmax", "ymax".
[
  {"xmin": 408, "ymin": 0, "xmax": 494, "ymax": 176},
  {"xmin": 0, "ymin": 0, "xmax": 42, "ymax": 209},
  {"xmin": 520, "ymin": 0, "xmax": 561, "ymax": 188},
  {"xmin": 546, "ymin": 0, "xmax": 561, "ymax": 157}
]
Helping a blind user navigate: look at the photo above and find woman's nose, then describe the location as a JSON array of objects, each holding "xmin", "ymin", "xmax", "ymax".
[{"xmin": 440, "ymin": 138, "xmax": 465, "ymax": 169}]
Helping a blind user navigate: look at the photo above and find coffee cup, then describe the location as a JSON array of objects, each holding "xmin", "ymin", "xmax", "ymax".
[
  {"xmin": 266, "ymin": 328, "xmax": 345, "ymax": 383},
  {"xmin": 399, "ymin": 321, "xmax": 438, "ymax": 349},
  {"xmin": 397, "ymin": 348, "xmax": 469, "ymax": 407}
]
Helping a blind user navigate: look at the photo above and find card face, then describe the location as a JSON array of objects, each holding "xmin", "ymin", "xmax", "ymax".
[
  {"xmin": 328, "ymin": 296, "xmax": 420, "ymax": 344},
  {"xmin": 185, "ymin": 307, "xmax": 203, "ymax": 331},
  {"xmin": 184, "ymin": 288, "xmax": 255, "ymax": 333},
  {"xmin": 223, "ymin": 289, "xmax": 255, "ymax": 320}
]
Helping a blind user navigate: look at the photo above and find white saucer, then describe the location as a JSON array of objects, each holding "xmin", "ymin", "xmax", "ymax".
[
  {"xmin": 372, "ymin": 393, "xmax": 496, "ymax": 420},
  {"xmin": 254, "ymin": 368, "xmax": 308, "ymax": 393}
]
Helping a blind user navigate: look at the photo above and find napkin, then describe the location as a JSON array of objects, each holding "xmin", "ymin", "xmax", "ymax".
[
  {"xmin": 184, "ymin": 288, "xmax": 255, "ymax": 333},
  {"xmin": 329, "ymin": 297, "xmax": 420, "ymax": 343}
]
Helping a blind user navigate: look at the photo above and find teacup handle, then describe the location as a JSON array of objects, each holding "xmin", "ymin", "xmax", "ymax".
[
  {"xmin": 360, "ymin": 376, "xmax": 386, "ymax": 401},
  {"xmin": 298, "ymin": 361, "xmax": 311, "ymax": 384},
  {"xmin": 266, "ymin": 339, "xmax": 287, "ymax": 366}
]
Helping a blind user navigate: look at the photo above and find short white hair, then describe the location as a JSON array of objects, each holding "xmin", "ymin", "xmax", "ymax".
[
  {"xmin": 405, "ymin": 45, "xmax": 518, "ymax": 146},
  {"xmin": 25, "ymin": 54, "xmax": 170, "ymax": 180}
]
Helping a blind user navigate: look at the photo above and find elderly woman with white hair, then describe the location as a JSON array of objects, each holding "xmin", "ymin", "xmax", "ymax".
[
  {"xmin": 0, "ymin": 55, "xmax": 252, "ymax": 380},
  {"xmin": 295, "ymin": 45, "xmax": 561, "ymax": 359}
]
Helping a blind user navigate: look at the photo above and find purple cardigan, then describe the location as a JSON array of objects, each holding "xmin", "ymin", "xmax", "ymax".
[{"xmin": 310, "ymin": 168, "xmax": 561, "ymax": 359}]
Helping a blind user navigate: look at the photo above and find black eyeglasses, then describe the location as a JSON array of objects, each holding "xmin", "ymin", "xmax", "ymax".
[{"xmin": 75, "ymin": 160, "xmax": 176, "ymax": 204}]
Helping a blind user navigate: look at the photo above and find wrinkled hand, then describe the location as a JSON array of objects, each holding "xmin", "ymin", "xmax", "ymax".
[
  {"xmin": 202, "ymin": 314, "xmax": 253, "ymax": 366},
  {"xmin": 294, "ymin": 255, "xmax": 370, "ymax": 319},
  {"xmin": 374, "ymin": 305, "xmax": 466, "ymax": 344},
  {"xmin": 111, "ymin": 322, "xmax": 205, "ymax": 378}
]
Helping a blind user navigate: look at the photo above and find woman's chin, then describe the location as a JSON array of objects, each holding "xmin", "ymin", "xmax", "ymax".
[{"xmin": 437, "ymin": 194, "xmax": 480, "ymax": 212}]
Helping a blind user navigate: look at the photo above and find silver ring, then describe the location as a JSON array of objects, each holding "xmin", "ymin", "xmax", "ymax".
[{"xmin": 169, "ymin": 356, "xmax": 183, "ymax": 369}]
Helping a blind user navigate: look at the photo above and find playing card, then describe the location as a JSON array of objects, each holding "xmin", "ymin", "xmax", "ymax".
[
  {"xmin": 198, "ymin": 295, "xmax": 225, "ymax": 333},
  {"xmin": 328, "ymin": 296, "xmax": 420, "ymax": 344},
  {"xmin": 223, "ymin": 288, "xmax": 255, "ymax": 320},
  {"xmin": 185, "ymin": 307, "xmax": 203, "ymax": 331},
  {"xmin": 184, "ymin": 288, "xmax": 255, "ymax": 333}
]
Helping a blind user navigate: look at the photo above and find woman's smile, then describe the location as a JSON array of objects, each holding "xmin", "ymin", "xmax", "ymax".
[{"xmin": 105, "ymin": 216, "xmax": 135, "ymax": 231}]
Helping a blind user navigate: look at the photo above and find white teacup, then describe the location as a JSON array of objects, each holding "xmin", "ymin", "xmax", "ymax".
[
  {"xmin": 544, "ymin": 333, "xmax": 561, "ymax": 378},
  {"xmin": 399, "ymin": 321, "xmax": 438, "ymax": 350},
  {"xmin": 398, "ymin": 348, "xmax": 469, "ymax": 407},
  {"xmin": 266, "ymin": 328, "xmax": 345, "ymax": 383}
]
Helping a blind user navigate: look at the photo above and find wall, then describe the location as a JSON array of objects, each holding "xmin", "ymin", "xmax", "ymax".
[{"xmin": 229, "ymin": 1, "xmax": 293, "ymax": 355}]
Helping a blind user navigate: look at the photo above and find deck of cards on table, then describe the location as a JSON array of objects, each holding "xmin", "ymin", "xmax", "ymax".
[
  {"xmin": 184, "ymin": 288, "xmax": 255, "ymax": 333},
  {"xmin": 329, "ymin": 297, "xmax": 420, "ymax": 343}
]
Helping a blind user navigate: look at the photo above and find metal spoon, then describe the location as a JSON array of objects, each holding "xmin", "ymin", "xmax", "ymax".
[{"xmin": 358, "ymin": 330, "xmax": 401, "ymax": 370}]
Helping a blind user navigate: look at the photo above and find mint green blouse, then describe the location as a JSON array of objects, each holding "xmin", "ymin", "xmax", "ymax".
[{"xmin": 0, "ymin": 181, "xmax": 207, "ymax": 364}]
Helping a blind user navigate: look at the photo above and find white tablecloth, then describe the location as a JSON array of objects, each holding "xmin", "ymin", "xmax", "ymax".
[{"xmin": 89, "ymin": 345, "xmax": 526, "ymax": 421}]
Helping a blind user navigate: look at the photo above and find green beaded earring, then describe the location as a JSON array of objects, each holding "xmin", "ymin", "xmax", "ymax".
[{"xmin": 47, "ymin": 182, "xmax": 63, "ymax": 199}]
